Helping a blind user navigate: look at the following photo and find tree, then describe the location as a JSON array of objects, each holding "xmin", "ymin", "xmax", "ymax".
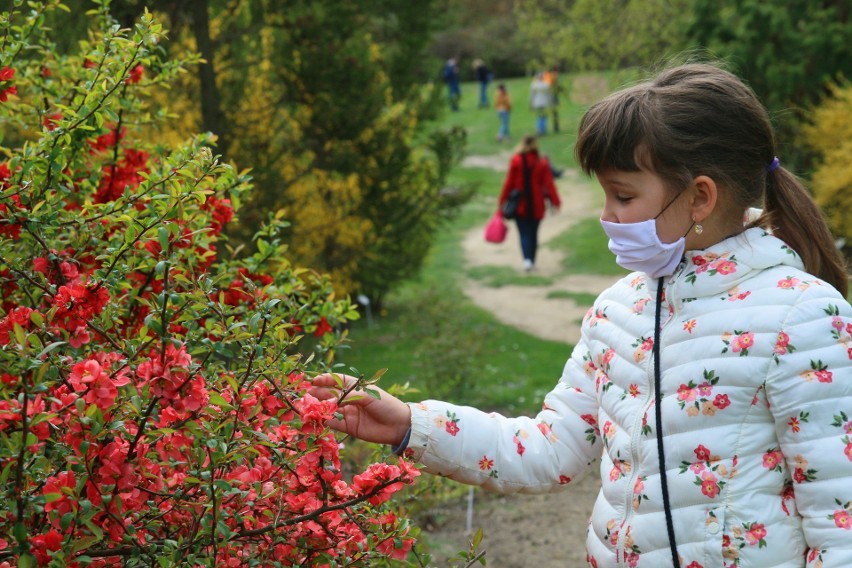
[
  {"xmin": 70, "ymin": 0, "xmax": 471, "ymax": 308},
  {"xmin": 0, "ymin": 3, "xmax": 420, "ymax": 564},
  {"xmin": 688, "ymin": 0, "xmax": 852, "ymax": 168},
  {"xmin": 174, "ymin": 0, "xmax": 472, "ymax": 307},
  {"xmin": 514, "ymin": 0, "xmax": 692, "ymax": 72}
]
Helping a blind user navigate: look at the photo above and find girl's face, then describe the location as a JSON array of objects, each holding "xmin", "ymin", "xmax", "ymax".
[{"xmin": 596, "ymin": 169, "xmax": 693, "ymax": 244}]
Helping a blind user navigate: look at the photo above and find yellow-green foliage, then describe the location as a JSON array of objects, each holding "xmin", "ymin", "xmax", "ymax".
[
  {"xmin": 141, "ymin": 9, "xmax": 461, "ymax": 304},
  {"xmin": 804, "ymin": 81, "xmax": 852, "ymax": 247}
]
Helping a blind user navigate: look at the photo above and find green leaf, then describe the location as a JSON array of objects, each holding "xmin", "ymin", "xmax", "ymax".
[
  {"xmin": 13, "ymin": 521, "xmax": 27, "ymax": 544},
  {"xmin": 158, "ymin": 225, "xmax": 170, "ymax": 251},
  {"xmin": 208, "ymin": 392, "xmax": 232, "ymax": 409},
  {"xmin": 369, "ymin": 368, "xmax": 388, "ymax": 383},
  {"xmin": 36, "ymin": 341, "xmax": 66, "ymax": 358}
]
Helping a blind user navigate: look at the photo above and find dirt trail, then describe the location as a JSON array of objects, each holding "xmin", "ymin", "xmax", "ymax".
[
  {"xmin": 421, "ymin": 155, "xmax": 616, "ymax": 567},
  {"xmin": 461, "ymin": 154, "xmax": 621, "ymax": 345}
]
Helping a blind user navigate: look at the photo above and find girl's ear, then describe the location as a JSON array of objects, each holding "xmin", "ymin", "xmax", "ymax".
[{"xmin": 690, "ymin": 175, "xmax": 718, "ymax": 222}]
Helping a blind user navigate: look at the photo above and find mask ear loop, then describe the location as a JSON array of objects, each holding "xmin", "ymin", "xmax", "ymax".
[{"xmin": 655, "ymin": 190, "xmax": 697, "ymax": 238}]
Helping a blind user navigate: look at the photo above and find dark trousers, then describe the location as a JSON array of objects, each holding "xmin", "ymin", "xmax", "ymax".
[{"xmin": 515, "ymin": 216, "xmax": 540, "ymax": 262}]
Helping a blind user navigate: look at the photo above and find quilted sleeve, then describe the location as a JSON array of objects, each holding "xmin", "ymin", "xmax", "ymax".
[
  {"xmin": 405, "ymin": 337, "xmax": 602, "ymax": 494},
  {"xmin": 764, "ymin": 284, "xmax": 852, "ymax": 567}
]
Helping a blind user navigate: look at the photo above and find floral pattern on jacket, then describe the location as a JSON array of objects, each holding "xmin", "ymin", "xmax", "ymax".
[{"xmin": 406, "ymin": 228, "xmax": 852, "ymax": 567}]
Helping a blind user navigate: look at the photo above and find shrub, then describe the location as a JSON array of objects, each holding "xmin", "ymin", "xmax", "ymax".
[
  {"xmin": 803, "ymin": 80, "xmax": 852, "ymax": 258},
  {"xmin": 0, "ymin": 2, "xmax": 418, "ymax": 565}
]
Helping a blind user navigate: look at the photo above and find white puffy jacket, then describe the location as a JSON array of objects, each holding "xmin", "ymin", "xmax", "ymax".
[{"xmin": 407, "ymin": 228, "xmax": 852, "ymax": 567}]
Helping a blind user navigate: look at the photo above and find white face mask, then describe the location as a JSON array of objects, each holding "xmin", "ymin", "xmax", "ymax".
[
  {"xmin": 599, "ymin": 217, "xmax": 686, "ymax": 278},
  {"xmin": 599, "ymin": 191, "xmax": 690, "ymax": 278}
]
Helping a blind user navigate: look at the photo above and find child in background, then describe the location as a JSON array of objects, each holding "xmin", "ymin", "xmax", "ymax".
[
  {"xmin": 312, "ymin": 62, "xmax": 852, "ymax": 567},
  {"xmin": 494, "ymin": 83, "xmax": 511, "ymax": 142}
]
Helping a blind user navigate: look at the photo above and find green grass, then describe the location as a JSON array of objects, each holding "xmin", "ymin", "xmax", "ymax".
[
  {"xmin": 467, "ymin": 264, "xmax": 554, "ymax": 287},
  {"xmin": 546, "ymin": 290, "xmax": 600, "ymax": 305},
  {"xmin": 550, "ymin": 217, "xmax": 631, "ymax": 276},
  {"xmin": 337, "ymin": 72, "xmax": 620, "ymax": 416}
]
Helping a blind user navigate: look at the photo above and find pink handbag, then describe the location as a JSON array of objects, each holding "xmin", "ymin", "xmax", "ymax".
[{"xmin": 484, "ymin": 212, "xmax": 507, "ymax": 243}]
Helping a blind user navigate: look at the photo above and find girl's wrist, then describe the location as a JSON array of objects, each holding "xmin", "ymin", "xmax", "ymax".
[
  {"xmin": 390, "ymin": 426, "xmax": 412, "ymax": 456},
  {"xmin": 390, "ymin": 405, "xmax": 413, "ymax": 455}
]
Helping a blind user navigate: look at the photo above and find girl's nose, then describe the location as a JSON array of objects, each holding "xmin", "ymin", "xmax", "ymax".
[{"xmin": 600, "ymin": 201, "xmax": 617, "ymax": 223}]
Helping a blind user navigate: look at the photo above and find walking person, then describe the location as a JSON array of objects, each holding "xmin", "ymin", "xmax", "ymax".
[
  {"xmin": 473, "ymin": 58, "xmax": 491, "ymax": 108},
  {"xmin": 312, "ymin": 62, "xmax": 852, "ymax": 567},
  {"xmin": 498, "ymin": 135, "xmax": 560, "ymax": 271},
  {"xmin": 494, "ymin": 83, "xmax": 512, "ymax": 141},
  {"xmin": 442, "ymin": 57, "xmax": 461, "ymax": 111},
  {"xmin": 529, "ymin": 71, "xmax": 552, "ymax": 136},
  {"xmin": 543, "ymin": 66, "xmax": 561, "ymax": 133}
]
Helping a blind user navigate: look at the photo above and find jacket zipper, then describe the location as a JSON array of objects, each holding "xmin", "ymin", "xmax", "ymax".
[{"xmin": 615, "ymin": 277, "xmax": 677, "ymax": 565}]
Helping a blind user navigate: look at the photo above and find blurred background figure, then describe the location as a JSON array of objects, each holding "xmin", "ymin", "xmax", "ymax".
[
  {"xmin": 442, "ymin": 57, "xmax": 461, "ymax": 111},
  {"xmin": 542, "ymin": 66, "xmax": 561, "ymax": 133},
  {"xmin": 495, "ymin": 83, "xmax": 512, "ymax": 141},
  {"xmin": 529, "ymin": 72, "xmax": 552, "ymax": 136},
  {"xmin": 498, "ymin": 135, "xmax": 561, "ymax": 272},
  {"xmin": 473, "ymin": 58, "xmax": 492, "ymax": 108}
]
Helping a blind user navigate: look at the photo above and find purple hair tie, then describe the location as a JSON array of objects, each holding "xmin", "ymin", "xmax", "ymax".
[{"xmin": 765, "ymin": 156, "xmax": 780, "ymax": 173}]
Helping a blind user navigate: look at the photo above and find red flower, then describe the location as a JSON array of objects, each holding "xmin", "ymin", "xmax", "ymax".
[
  {"xmin": 0, "ymin": 193, "xmax": 24, "ymax": 240},
  {"xmin": 445, "ymin": 420, "xmax": 459, "ymax": 436},
  {"xmin": 745, "ymin": 523, "xmax": 767, "ymax": 545},
  {"xmin": 126, "ymin": 64, "xmax": 144, "ymax": 84},
  {"xmin": 43, "ymin": 112, "xmax": 62, "ymax": 130},
  {"xmin": 815, "ymin": 369, "xmax": 833, "ymax": 383},
  {"xmin": 313, "ymin": 316, "xmax": 332, "ymax": 337},
  {"xmin": 694, "ymin": 444, "xmax": 711, "ymax": 462},
  {"xmin": 0, "ymin": 306, "xmax": 35, "ymax": 346},
  {"xmin": 713, "ymin": 393, "xmax": 731, "ymax": 410},
  {"xmin": 834, "ymin": 510, "xmax": 851, "ymax": 530},
  {"xmin": 43, "ymin": 471, "xmax": 77, "ymax": 517},
  {"xmin": 51, "ymin": 281, "xmax": 110, "ymax": 331},
  {"xmin": 700, "ymin": 472, "xmax": 720, "ymax": 498},
  {"xmin": 0, "ymin": 66, "xmax": 16, "ymax": 102},
  {"xmin": 294, "ymin": 393, "xmax": 338, "ymax": 434},
  {"xmin": 30, "ymin": 529, "xmax": 63, "ymax": 564}
]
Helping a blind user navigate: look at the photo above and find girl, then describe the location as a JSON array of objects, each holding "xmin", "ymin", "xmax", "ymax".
[
  {"xmin": 495, "ymin": 83, "xmax": 512, "ymax": 141},
  {"xmin": 312, "ymin": 63, "xmax": 852, "ymax": 567}
]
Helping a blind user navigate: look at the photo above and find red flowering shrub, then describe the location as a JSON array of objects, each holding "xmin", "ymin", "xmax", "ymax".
[{"xmin": 0, "ymin": 3, "xmax": 418, "ymax": 566}]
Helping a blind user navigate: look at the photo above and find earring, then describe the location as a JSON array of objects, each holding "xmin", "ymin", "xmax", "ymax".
[{"xmin": 694, "ymin": 222, "xmax": 704, "ymax": 235}]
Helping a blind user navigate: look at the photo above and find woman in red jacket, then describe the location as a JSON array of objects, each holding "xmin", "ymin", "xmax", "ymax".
[{"xmin": 498, "ymin": 135, "xmax": 561, "ymax": 271}]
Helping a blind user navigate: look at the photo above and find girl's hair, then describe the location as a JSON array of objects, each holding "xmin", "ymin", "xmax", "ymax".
[{"xmin": 575, "ymin": 62, "xmax": 848, "ymax": 295}]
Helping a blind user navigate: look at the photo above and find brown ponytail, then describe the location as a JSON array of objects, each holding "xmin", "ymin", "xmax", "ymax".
[{"xmin": 757, "ymin": 168, "xmax": 849, "ymax": 297}]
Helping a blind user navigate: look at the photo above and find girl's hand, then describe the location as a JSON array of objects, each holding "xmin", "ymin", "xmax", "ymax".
[{"xmin": 310, "ymin": 373, "xmax": 412, "ymax": 447}]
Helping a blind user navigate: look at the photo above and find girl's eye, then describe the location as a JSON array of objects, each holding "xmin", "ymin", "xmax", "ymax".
[{"xmin": 616, "ymin": 195, "xmax": 633, "ymax": 203}]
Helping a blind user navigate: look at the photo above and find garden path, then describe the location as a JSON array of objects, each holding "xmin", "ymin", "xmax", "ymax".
[{"xmin": 461, "ymin": 153, "xmax": 621, "ymax": 345}]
